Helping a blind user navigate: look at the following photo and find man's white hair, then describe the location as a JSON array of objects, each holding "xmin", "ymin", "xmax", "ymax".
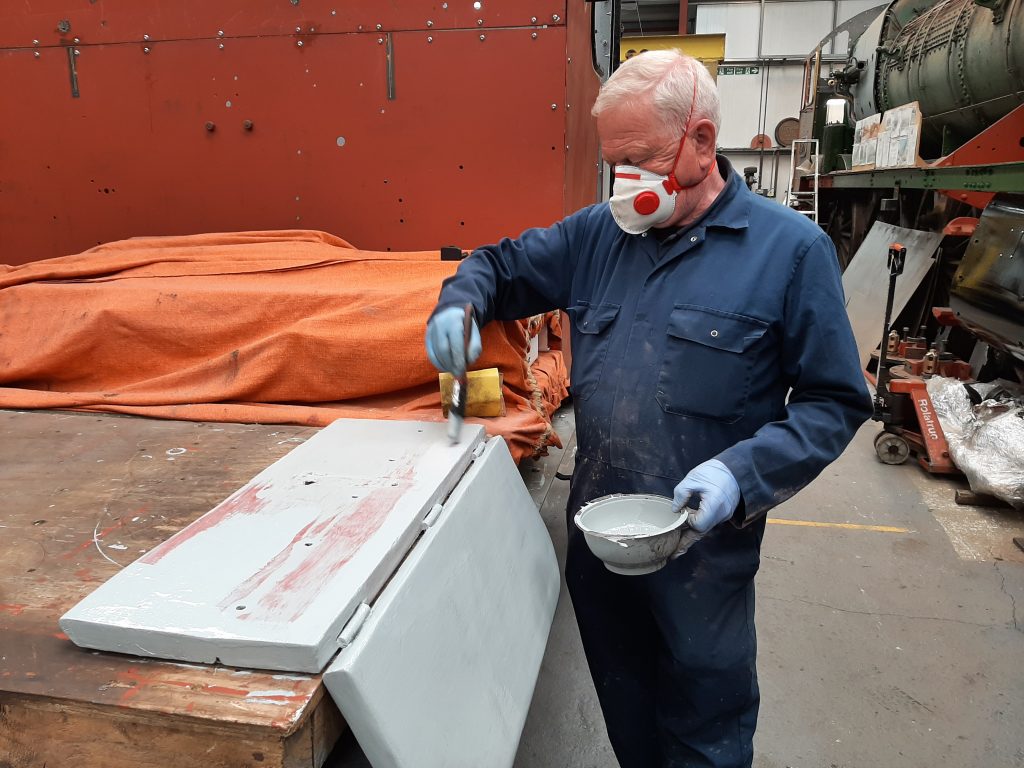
[{"xmin": 592, "ymin": 50, "xmax": 721, "ymax": 136}]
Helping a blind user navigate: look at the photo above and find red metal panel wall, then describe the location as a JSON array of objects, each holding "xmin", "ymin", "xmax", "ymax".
[
  {"xmin": 564, "ymin": 0, "xmax": 602, "ymax": 215},
  {"xmin": 0, "ymin": 1, "xmax": 566, "ymax": 47},
  {"xmin": 0, "ymin": 2, "xmax": 595, "ymax": 264}
]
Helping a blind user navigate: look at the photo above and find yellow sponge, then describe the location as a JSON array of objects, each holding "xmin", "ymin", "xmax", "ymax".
[{"xmin": 438, "ymin": 367, "xmax": 506, "ymax": 418}]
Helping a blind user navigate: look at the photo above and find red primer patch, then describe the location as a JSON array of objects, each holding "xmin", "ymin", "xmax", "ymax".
[
  {"xmin": 269, "ymin": 480, "xmax": 409, "ymax": 622},
  {"xmin": 140, "ymin": 483, "xmax": 271, "ymax": 565},
  {"xmin": 225, "ymin": 461, "xmax": 417, "ymax": 622},
  {"xmin": 218, "ymin": 518, "xmax": 320, "ymax": 613}
]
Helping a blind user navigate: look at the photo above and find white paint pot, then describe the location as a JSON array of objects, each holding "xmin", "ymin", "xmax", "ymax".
[{"xmin": 574, "ymin": 494, "xmax": 690, "ymax": 576}]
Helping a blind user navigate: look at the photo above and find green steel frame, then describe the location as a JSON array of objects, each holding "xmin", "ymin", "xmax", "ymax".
[{"xmin": 824, "ymin": 161, "xmax": 1024, "ymax": 192}]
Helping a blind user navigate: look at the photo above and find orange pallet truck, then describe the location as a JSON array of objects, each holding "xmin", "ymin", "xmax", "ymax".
[{"xmin": 870, "ymin": 243, "xmax": 961, "ymax": 474}]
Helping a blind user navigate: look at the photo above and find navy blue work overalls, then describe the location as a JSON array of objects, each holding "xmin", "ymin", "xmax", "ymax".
[{"xmin": 434, "ymin": 159, "xmax": 872, "ymax": 767}]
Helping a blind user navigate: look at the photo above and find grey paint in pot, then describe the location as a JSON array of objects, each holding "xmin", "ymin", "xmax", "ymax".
[{"xmin": 574, "ymin": 494, "xmax": 690, "ymax": 576}]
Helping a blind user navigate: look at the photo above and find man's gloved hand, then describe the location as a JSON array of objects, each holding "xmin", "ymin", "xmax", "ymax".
[
  {"xmin": 670, "ymin": 459, "xmax": 741, "ymax": 558},
  {"xmin": 425, "ymin": 306, "xmax": 482, "ymax": 377}
]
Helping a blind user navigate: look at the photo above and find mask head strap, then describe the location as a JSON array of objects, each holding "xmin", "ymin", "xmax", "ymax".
[{"xmin": 662, "ymin": 65, "xmax": 716, "ymax": 195}]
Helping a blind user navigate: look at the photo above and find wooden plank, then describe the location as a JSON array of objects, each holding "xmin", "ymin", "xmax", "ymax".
[
  {"xmin": 0, "ymin": 691, "xmax": 344, "ymax": 768},
  {"xmin": 954, "ymin": 489, "xmax": 1012, "ymax": 509},
  {"xmin": 60, "ymin": 420, "xmax": 485, "ymax": 673},
  {"xmin": 0, "ymin": 410, "xmax": 342, "ymax": 766}
]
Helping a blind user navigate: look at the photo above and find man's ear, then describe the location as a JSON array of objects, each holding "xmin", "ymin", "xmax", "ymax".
[{"xmin": 690, "ymin": 118, "xmax": 718, "ymax": 158}]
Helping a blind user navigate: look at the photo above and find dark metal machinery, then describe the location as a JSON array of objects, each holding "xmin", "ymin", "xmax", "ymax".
[
  {"xmin": 950, "ymin": 194, "xmax": 1024, "ymax": 367},
  {"xmin": 840, "ymin": 0, "xmax": 1024, "ymax": 153},
  {"xmin": 792, "ymin": 0, "xmax": 1024, "ymax": 391}
]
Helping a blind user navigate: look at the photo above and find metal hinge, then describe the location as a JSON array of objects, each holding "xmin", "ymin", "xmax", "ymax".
[
  {"xmin": 421, "ymin": 502, "xmax": 444, "ymax": 530},
  {"xmin": 337, "ymin": 602, "xmax": 372, "ymax": 649}
]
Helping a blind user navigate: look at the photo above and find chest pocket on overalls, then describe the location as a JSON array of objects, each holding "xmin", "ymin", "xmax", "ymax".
[
  {"xmin": 656, "ymin": 305, "xmax": 768, "ymax": 423},
  {"xmin": 568, "ymin": 302, "xmax": 620, "ymax": 401}
]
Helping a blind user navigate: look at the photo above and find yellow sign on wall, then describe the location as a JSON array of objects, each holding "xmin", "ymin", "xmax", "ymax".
[{"xmin": 620, "ymin": 34, "xmax": 726, "ymax": 80}]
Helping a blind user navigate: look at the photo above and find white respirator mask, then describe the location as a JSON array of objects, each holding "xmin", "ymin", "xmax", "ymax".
[
  {"xmin": 607, "ymin": 65, "xmax": 716, "ymax": 235},
  {"xmin": 609, "ymin": 164, "xmax": 686, "ymax": 235}
]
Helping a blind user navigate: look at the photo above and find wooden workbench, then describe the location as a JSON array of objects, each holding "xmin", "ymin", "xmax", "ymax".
[{"xmin": 0, "ymin": 410, "xmax": 345, "ymax": 768}]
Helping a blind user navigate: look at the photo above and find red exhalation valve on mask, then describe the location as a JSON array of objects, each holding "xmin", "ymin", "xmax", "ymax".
[{"xmin": 633, "ymin": 190, "xmax": 661, "ymax": 215}]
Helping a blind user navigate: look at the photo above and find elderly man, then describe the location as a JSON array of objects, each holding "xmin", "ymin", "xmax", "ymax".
[{"xmin": 426, "ymin": 50, "xmax": 871, "ymax": 767}]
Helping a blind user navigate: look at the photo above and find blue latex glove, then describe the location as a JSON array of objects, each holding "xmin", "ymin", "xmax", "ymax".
[
  {"xmin": 671, "ymin": 459, "xmax": 741, "ymax": 557},
  {"xmin": 425, "ymin": 306, "xmax": 482, "ymax": 377}
]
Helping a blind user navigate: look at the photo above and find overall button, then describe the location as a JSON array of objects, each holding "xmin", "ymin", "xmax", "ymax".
[{"xmin": 690, "ymin": 236, "xmax": 698, "ymax": 243}]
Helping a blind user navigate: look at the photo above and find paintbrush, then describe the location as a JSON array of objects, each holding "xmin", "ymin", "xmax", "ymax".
[{"xmin": 447, "ymin": 304, "xmax": 474, "ymax": 444}]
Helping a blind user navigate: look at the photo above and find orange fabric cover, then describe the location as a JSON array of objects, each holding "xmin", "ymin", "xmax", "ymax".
[{"xmin": 0, "ymin": 230, "xmax": 568, "ymax": 462}]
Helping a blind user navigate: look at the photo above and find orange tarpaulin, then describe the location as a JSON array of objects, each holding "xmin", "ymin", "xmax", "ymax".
[{"xmin": 0, "ymin": 230, "xmax": 568, "ymax": 462}]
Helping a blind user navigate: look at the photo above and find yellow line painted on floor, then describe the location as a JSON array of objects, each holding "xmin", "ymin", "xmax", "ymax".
[{"xmin": 767, "ymin": 518, "xmax": 910, "ymax": 533}]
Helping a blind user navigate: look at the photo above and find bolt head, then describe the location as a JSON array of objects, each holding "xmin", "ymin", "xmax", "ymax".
[
  {"xmin": 73, "ymin": 37, "xmax": 80, "ymax": 43},
  {"xmin": 427, "ymin": 36, "xmax": 433, "ymax": 42},
  {"xmin": 218, "ymin": 30, "xmax": 224, "ymax": 37},
  {"xmin": 297, "ymin": 40, "xmax": 304, "ymax": 46},
  {"xmin": 376, "ymin": 23, "xmax": 382, "ymax": 30},
  {"xmin": 33, "ymin": 51, "xmax": 40, "ymax": 58},
  {"xmin": 331, "ymin": 9, "xmax": 337, "ymax": 15},
  {"xmin": 552, "ymin": 14, "xmax": 560, "ymax": 21},
  {"xmin": 531, "ymin": 16, "xmax": 537, "ymax": 23},
  {"xmin": 33, "ymin": 39, "xmax": 39, "ymax": 45},
  {"xmin": 143, "ymin": 46, "xmax": 150, "ymax": 53},
  {"xmin": 531, "ymin": 32, "xmax": 538, "ymax": 39},
  {"xmin": 551, "ymin": 103, "xmax": 557, "ymax": 109},
  {"xmin": 479, "ymin": 34, "xmax": 485, "ymax": 40},
  {"xmin": 219, "ymin": 42, "xmax": 225, "ymax": 49},
  {"xmin": 296, "ymin": 26, "xmax": 302, "ymax": 32},
  {"xmin": 205, "ymin": 121, "xmax": 216, "ymax": 131},
  {"xmin": 143, "ymin": 34, "xmax": 150, "ymax": 41},
  {"xmin": 73, "ymin": 48, "xmax": 80, "ymax": 55},
  {"xmin": 477, "ymin": 19, "xmax": 483, "ymax": 25},
  {"xmin": 377, "ymin": 37, "xmax": 384, "ymax": 44},
  {"xmin": 427, "ymin": 20, "xmax": 433, "ymax": 26}
]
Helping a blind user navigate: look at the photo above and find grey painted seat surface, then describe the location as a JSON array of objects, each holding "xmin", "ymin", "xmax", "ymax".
[
  {"xmin": 60, "ymin": 419, "xmax": 485, "ymax": 672},
  {"xmin": 323, "ymin": 437, "xmax": 560, "ymax": 768}
]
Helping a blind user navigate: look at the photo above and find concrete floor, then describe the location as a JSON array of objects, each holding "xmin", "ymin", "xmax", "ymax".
[{"xmin": 329, "ymin": 406, "xmax": 1024, "ymax": 768}]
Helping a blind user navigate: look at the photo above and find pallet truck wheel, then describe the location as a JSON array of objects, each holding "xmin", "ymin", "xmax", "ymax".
[{"xmin": 874, "ymin": 432, "xmax": 910, "ymax": 465}]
